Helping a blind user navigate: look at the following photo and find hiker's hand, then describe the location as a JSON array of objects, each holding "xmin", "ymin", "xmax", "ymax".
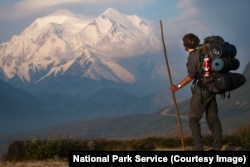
[{"xmin": 170, "ymin": 85, "xmax": 179, "ymax": 92}]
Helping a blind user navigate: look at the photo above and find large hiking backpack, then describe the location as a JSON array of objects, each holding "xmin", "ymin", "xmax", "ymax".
[{"xmin": 198, "ymin": 36, "xmax": 246, "ymax": 95}]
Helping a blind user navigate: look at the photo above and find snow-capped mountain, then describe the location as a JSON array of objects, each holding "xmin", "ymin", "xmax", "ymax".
[{"xmin": 0, "ymin": 8, "xmax": 160, "ymax": 84}]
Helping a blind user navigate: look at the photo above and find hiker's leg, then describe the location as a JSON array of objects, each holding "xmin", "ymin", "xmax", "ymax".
[
  {"xmin": 206, "ymin": 97, "xmax": 222, "ymax": 150},
  {"xmin": 189, "ymin": 90, "xmax": 204, "ymax": 150}
]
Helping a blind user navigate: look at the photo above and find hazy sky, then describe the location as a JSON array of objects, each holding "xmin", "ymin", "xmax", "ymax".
[{"xmin": 0, "ymin": 0, "xmax": 249, "ymax": 72}]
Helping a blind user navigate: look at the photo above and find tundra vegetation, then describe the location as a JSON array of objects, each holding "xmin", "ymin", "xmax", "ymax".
[{"xmin": 1, "ymin": 123, "xmax": 249, "ymax": 161}]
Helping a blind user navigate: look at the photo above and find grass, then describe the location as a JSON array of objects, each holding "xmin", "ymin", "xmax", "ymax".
[{"xmin": 1, "ymin": 123, "xmax": 250, "ymax": 161}]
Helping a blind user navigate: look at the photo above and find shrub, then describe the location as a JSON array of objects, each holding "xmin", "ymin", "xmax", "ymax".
[
  {"xmin": 2, "ymin": 124, "xmax": 250, "ymax": 161},
  {"xmin": 239, "ymin": 126, "xmax": 250, "ymax": 148}
]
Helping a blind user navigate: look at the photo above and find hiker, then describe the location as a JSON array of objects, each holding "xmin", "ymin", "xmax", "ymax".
[{"xmin": 170, "ymin": 33, "xmax": 222, "ymax": 151}]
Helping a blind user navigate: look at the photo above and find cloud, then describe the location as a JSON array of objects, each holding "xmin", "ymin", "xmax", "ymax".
[
  {"xmin": 182, "ymin": 0, "xmax": 250, "ymax": 66},
  {"xmin": 0, "ymin": 0, "xmax": 83, "ymax": 20},
  {"xmin": 0, "ymin": 0, "xmax": 147, "ymax": 20},
  {"xmin": 177, "ymin": 0, "xmax": 199, "ymax": 18},
  {"xmin": 167, "ymin": 0, "xmax": 250, "ymax": 41},
  {"xmin": 161, "ymin": 0, "xmax": 250, "ymax": 72},
  {"xmin": 161, "ymin": 0, "xmax": 207, "ymax": 50}
]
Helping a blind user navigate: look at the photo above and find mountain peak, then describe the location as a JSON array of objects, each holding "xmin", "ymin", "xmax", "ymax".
[
  {"xmin": 50, "ymin": 9, "xmax": 76, "ymax": 16},
  {"xmin": 102, "ymin": 8, "xmax": 121, "ymax": 16},
  {"xmin": 0, "ymin": 8, "xmax": 160, "ymax": 84}
]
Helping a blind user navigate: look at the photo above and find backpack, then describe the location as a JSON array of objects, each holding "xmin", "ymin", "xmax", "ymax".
[{"xmin": 197, "ymin": 36, "xmax": 246, "ymax": 96}]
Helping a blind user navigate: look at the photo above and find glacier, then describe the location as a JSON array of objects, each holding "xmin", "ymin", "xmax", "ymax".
[{"xmin": 0, "ymin": 8, "xmax": 161, "ymax": 84}]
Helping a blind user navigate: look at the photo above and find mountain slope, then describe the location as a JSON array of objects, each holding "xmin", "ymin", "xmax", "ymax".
[
  {"xmin": 0, "ymin": 8, "xmax": 160, "ymax": 85},
  {"xmin": 0, "ymin": 63, "xmax": 248, "ymax": 154},
  {"xmin": 9, "ymin": 61, "xmax": 248, "ymax": 139},
  {"xmin": 0, "ymin": 79, "xmax": 47, "ymax": 134},
  {"xmin": 0, "ymin": 79, "xmax": 42, "ymax": 110},
  {"xmin": 0, "ymin": 77, "xmax": 174, "ymax": 135}
]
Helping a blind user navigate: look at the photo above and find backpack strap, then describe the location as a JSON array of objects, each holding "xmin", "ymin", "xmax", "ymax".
[
  {"xmin": 222, "ymin": 91, "xmax": 230, "ymax": 99},
  {"xmin": 219, "ymin": 91, "xmax": 230, "ymax": 99},
  {"xmin": 198, "ymin": 49, "xmax": 205, "ymax": 104}
]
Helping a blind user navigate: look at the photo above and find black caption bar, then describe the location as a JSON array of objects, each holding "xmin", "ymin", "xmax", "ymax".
[{"xmin": 68, "ymin": 151, "xmax": 250, "ymax": 167}]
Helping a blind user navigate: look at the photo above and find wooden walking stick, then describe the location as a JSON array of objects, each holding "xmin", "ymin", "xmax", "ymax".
[{"xmin": 160, "ymin": 20, "xmax": 185, "ymax": 149}]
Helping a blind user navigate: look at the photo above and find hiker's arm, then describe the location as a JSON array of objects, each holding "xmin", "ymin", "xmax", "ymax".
[{"xmin": 170, "ymin": 75, "xmax": 192, "ymax": 92}]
